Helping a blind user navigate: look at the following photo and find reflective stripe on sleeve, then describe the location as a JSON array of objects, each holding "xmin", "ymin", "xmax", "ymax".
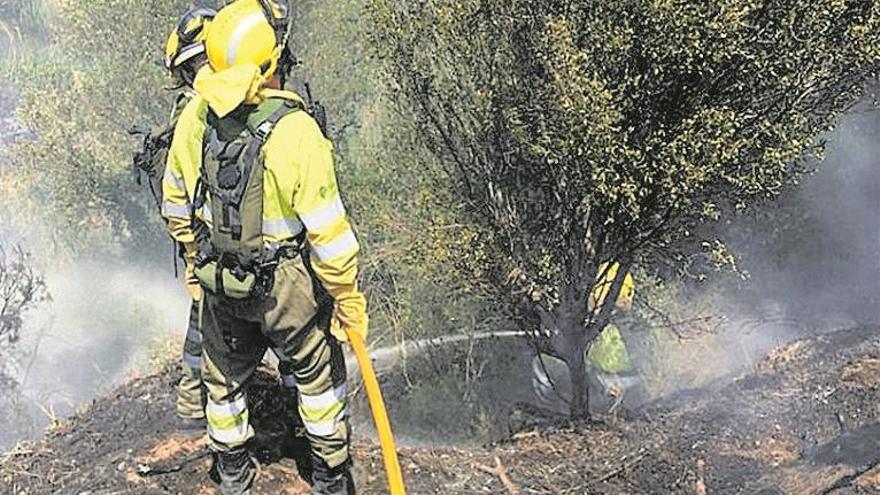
[
  {"xmin": 263, "ymin": 217, "xmax": 305, "ymax": 237},
  {"xmin": 162, "ymin": 202, "xmax": 192, "ymax": 219},
  {"xmin": 312, "ymin": 229, "xmax": 358, "ymax": 262},
  {"xmin": 163, "ymin": 168, "xmax": 186, "ymax": 191},
  {"xmin": 299, "ymin": 197, "xmax": 345, "ymax": 231}
]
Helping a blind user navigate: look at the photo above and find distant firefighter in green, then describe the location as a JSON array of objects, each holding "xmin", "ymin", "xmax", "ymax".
[
  {"xmin": 532, "ymin": 263, "xmax": 637, "ymax": 413},
  {"xmin": 586, "ymin": 263, "xmax": 635, "ymax": 376}
]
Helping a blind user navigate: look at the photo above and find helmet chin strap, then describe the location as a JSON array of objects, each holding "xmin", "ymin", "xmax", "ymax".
[
  {"xmin": 277, "ymin": 45, "xmax": 299, "ymax": 89},
  {"xmin": 254, "ymin": 0, "xmax": 295, "ymax": 89},
  {"xmin": 257, "ymin": 0, "xmax": 290, "ymax": 45},
  {"xmin": 180, "ymin": 58, "xmax": 208, "ymax": 89},
  {"xmin": 182, "ymin": 69, "xmax": 196, "ymax": 89}
]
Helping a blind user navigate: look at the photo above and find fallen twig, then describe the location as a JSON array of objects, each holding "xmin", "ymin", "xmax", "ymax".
[
  {"xmin": 585, "ymin": 451, "xmax": 649, "ymax": 488},
  {"xmin": 476, "ymin": 456, "xmax": 520, "ymax": 495},
  {"xmin": 0, "ymin": 467, "xmax": 40, "ymax": 479},
  {"xmin": 695, "ymin": 458, "xmax": 707, "ymax": 495},
  {"xmin": 0, "ymin": 448, "xmax": 35, "ymax": 463},
  {"xmin": 512, "ymin": 431, "xmax": 540, "ymax": 441},
  {"xmin": 137, "ymin": 448, "xmax": 211, "ymax": 477}
]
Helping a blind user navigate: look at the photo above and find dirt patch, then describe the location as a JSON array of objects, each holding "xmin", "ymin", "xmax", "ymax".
[
  {"xmin": 760, "ymin": 340, "xmax": 809, "ymax": 371},
  {"xmin": 842, "ymin": 356, "xmax": 880, "ymax": 389},
  {"xmin": 716, "ymin": 427, "xmax": 800, "ymax": 467},
  {"xmin": 856, "ymin": 465, "xmax": 880, "ymax": 490},
  {"xmin": 2, "ymin": 326, "xmax": 880, "ymax": 494},
  {"xmin": 136, "ymin": 435, "xmax": 207, "ymax": 465},
  {"xmin": 770, "ymin": 464, "xmax": 857, "ymax": 495}
]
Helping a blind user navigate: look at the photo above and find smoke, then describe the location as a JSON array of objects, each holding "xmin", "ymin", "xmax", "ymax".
[
  {"xmin": 625, "ymin": 106, "xmax": 880, "ymax": 401},
  {"xmin": 0, "ymin": 1, "xmax": 194, "ymax": 448},
  {"xmin": 728, "ymin": 108, "xmax": 880, "ymax": 328},
  {"xmin": 0, "ymin": 253, "xmax": 189, "ymax": 448}
]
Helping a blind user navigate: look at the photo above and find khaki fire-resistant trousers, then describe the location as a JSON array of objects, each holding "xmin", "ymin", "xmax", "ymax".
[
  {"xmin": 200, "ymin": 255, "xmax": 350, "ymax": 469},
  {"xmin": 176, "ymin": 302, "xmax": 206, "ymax": 420},
  {"xmin": 176, "ymin": 302, "xmax": 297, "ymax": 420}
]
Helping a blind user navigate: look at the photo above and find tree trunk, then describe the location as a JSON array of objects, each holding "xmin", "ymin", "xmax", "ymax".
[
  {"xmin": 549, "ymin": 314, "xmax": 591, "ymax": 419},
  {"xmin": 566, "ymin": 346, "xmax": 590, "ymax": 418},
  {"xmin": 534, "ymin": 264, "xmax": 601, "ymax": 419}
]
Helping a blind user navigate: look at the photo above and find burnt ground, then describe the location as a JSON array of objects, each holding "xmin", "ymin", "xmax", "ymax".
[{"xmin": 1, "ymin": 325, "xmax": 879, "ymax": 494}]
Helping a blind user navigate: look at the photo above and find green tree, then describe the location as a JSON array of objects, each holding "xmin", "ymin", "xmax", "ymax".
[
  {"xmin": 290, "ymin": 0, "xmax": 497, "ymax": 348},
  {"xmin": 367, "ymin": 0, "xmax": 880, "ymax": 416},
  {"xmin": 0, "ymin": 241, "xmax": 47, "ymax": 449}
]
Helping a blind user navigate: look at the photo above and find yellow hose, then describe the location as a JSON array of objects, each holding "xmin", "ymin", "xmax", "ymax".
[{"xmin": 347, "ymin": 331, "xmax": 406, "ymax": 495}]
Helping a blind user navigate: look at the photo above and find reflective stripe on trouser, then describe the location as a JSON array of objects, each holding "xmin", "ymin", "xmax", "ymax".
[
  {"xmin": 200, "ymin": 255, "xmax": 349, "ymax": 467},
  {"xmin": 203, "ymin": 351, "xmax": 254, "ymax": 446},
  {"xmin": 177, "ymin": 301, "xmax": 206, "ymax": 419}
]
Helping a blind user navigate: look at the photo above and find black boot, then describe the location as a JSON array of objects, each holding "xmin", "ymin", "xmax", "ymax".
[
  {"xmin": 311, "ymin": 455, "xmax": 355, "ymax": 495},
  {"xmin": 214, "ymin": 447, "xmax": 258, "ymax": 495}
]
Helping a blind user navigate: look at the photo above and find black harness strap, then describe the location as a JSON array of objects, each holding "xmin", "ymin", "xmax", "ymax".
[{"xmin": 190, "ymin": 98, "xmax": 305, "ymax": 297}]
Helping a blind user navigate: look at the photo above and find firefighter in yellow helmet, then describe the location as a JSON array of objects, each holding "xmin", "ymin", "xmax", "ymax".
[
  {"xmin": 159, "ymin": 7, "xmax": 216, "ymax": 434},
  {"xmin": 161, "ymin": 7, "xmax": 301, "ymax": 438},
  {"xmin": 161, "ymin": 1, "xmax": 365, "ymax": 493},
  {"xmin": 164, "ymin": 7, "xmax": 216, "ymax": 88}
]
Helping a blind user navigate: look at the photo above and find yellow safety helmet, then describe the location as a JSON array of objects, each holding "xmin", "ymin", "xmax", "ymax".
[
  {"xmin": 164, "ymin": 7, "xmax": 217, "ymax": 81},
  {"xmin": 205, "ymin": 0, "xmax": 290, "ymax": 78}
]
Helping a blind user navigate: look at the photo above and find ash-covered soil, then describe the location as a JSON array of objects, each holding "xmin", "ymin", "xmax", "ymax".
[{"xmin": 2, "ymin": 325, "xmax": 879, "ymax": 494}]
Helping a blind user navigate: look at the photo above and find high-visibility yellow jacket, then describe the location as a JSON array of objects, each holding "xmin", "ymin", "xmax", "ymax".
[
  {"xmin": 589, "ymin": 262, "xmax": 635, "ymax": 312},
  {"xmin": 161, "ymin": 89, "xmax": 363, "ymax": 310},
  {"xmin": 162, "ymin": 89, "xmax": 202, "ymax": 302},
  {"xmin": 587, "ymin": 262, "xmax": 635, "ymax": 374}
]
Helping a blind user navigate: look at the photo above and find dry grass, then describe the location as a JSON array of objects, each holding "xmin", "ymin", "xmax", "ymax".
[
  {"xmin": 856, "ymin": 465, "xmax": 880, "ymax": 490},
  {"xmin": 135, "ymin": 435, "xmax": 207, "ymax": 465},
  {"xmin": 842, "ymin": 356, "xmax": 880, "ymax": 389},
  {"xmin": 715, "ymin": 429, "xmax": 800, "ymax": 467},
  {"xmin": 760, "ymin": 341, "xmax": 807, "ymax": 371}
]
